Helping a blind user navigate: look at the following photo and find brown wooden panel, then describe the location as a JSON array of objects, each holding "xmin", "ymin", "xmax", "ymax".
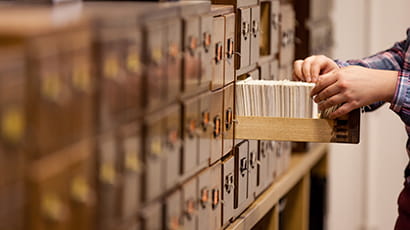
[
  {"xmin": 224, "ymin": 13, "xmax": 236, "ymax": 85},
  {"xmin": 223, "ymin": 84, "xmax": 235, "ymax": 156},
  {"xmin": 143, "ymin": 111, "xmax": 166, "ymax": 202},
  {"xmin": 166, "ymin": 18, "xmax": 182, "ymax": 103},
  {"xmin": 279, "ymin": 4, "xmax": 295, "ymax": 67},
  {"xmin": 250, "ymin": 6, "xmax": 260, "ymax": 65},
  {"xmin": 141, "ymin": 201, "xmax": 162, "ymax": 230},
  {"xmin": 222, "ymin": 154, "xmax": 235, "ymax": 227},
  {"xmin": 210, "ymin": 163, "xmax": 222, "ymax": 230},
  {"xmin": 234, "ymin": 140, "xmax": 249, "ymax": 214},
  {"xmin": 210, "ymin": 89, "xmax": 224, "ymax": 164},
  {"xmin": 118, "ymin": 122, "xmax": 142, "ymax": 222},
  {"xmin": 182, "ymin": 17, "xmax": 201, "ymax": 95},
  {"xmin": 200, "ymin": 15, "xmax": 213, "ymax": 89},
  {"xmin": 164, "ymin": 104, "xmax": 182, "ymax": 191},
  {"xmin": 144, "ymin": 23, "xmax": 166, "ymax": 111},
  {"xmin": 235, "ymin": 109, "xmax": 360, "ymax": 143},
  {"xmin": 236, "ymin": 8, "xmax": 251, "ymax": 70},
  {"xmin": 182, "ymin": 178, "xmax": 198, "ymax": 230},
  {"xmin": 260, "ymin": 1, "xmax": 271, "ymax": 57},
  {"xmin": 182, "ymin": 96, "xmax": 200, "ymax": 176},
  {"xmin": 165, "ymin": 190, "xmax": 182, "ymax": 230},
  {"xmin": 271, "ymin": 0, "xmax": 280, "ymax": 56},
  {"xmin": 197, "ymin": 168, "xmax": 211, "ymax": 230},
  {"xmin": 211, "ymin": 16, "xmax": 225, "ymax": 90},
  {"xmin": 199, "ymin": 92, "xmax": 212, "ymax": 166}
]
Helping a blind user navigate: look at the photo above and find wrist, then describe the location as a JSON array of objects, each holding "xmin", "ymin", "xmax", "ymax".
[{"xmin": 377, "ymin": 69, "xmax": 399, "ymax": 102}]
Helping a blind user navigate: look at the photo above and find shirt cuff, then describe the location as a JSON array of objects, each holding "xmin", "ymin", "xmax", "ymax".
[
  {"xmin": 390, "ymin": 70, "xmax": 410, "ymax": 113},
  {"xmin": 335, "ymin": 59, "xmax": 351, "ymax": 68}
]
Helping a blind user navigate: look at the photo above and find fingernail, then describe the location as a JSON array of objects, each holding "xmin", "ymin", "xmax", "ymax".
[{"xmin": 306, "ymin": 77, "xmax": 311, "ymax": 82}]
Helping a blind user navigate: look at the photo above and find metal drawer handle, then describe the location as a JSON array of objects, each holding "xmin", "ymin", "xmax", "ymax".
[{"xmin": 203, "ymin": 32, "xmax": 212, "ymax": 53}]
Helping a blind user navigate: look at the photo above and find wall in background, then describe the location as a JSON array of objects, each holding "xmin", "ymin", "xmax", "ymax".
[{"xmin": 328, "ymin": 0, "xmax": 410, "ymax": 229}]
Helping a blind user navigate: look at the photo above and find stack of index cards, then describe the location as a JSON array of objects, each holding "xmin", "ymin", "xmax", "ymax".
[{"xmin": 236, "ymin": 78, "xmax": 319, "ymax": 118}]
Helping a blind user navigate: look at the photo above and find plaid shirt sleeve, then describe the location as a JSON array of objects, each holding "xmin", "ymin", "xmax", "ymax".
[{"xmin": 334, "ymin": 28, "xmax": 410, "ymax": 113}]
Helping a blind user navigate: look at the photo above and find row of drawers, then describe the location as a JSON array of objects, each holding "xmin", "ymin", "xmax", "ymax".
[
  {"xmin": 0, "ymin": 138, "xmax": 291, "ymax": 230},
  {"xmin": 139, "ymin": 140, "xmax": 291, "ymax": 230},
  {"xmin": 0, "ymin": 0, "xmax": 301, "ymax": 159}
]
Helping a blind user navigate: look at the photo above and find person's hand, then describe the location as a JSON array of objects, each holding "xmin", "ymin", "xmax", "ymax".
[
  {"xmin": 311, "ymin": 65, "xmax": 398, "ymax": 119},
  {"xmin": 293, "ymin": 55, "xmax": 339, "ymax": 83}
]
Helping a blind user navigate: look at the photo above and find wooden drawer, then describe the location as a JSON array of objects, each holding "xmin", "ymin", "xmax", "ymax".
[
  {"xmin": 279, "ymin": 4, "xmax": 295, "ymax": 67},
  {"xmin": 28, "ymin": 38, "xmax": 67, "ymax": 157},
  {"xmin": 141, "ymin": 201, "xmax": 162, "ymax": 230},
  {"xmin": 97, "ymin": 133, "xmax": 120, "ymax": 230},
  {"xmin": 234, "ymin": 140, "xmax": 250, "ymax": 213},
  {"xmin": 182, "ymin": 178, "xmax": 198, "ymax": 230},
  {"xmin": 67, "ymin": 154, "xmax": 95, "ymax": 230},
  {"xmin": 211, "ymin": 16, "xmax": 225, "ymax": 90},
  {"xmin": 98, "ymin": 27, "xmax": 126, "ymax": 131},
  {"xmin": 255, "ymin": 140, "xmax": 272, "ymax": 197},
  {"xmin": 165, "ymin": 190, "xmax": 182, "ymax": 230},
  {"xmin": 210, "ymin": 89, "xmax": 224, "ymax": 164},
  {"xmin": 182, "ymin": 17, "xmax": 201, "ymax": 95},
  {"xmin": 118, "ymin": 122, "xmax": 143, "ymax": 222},
  {"xmin": 223, "ymin": 84, "xmax": 235, "ymax": 156},
  {"xmin": 144, "ymin": 23, "xmax": 166, "ymax": 112},
  {"xmin": 210, "ymin": 163, "xmax": 222, "ymax": 230},
  {"xmin": 182, "ymin": 96, "xmax": 200, "ymax": 177},
  {"xmin": 60, "ymin": 28, "xmax": 95, "ymax": 147},
  {"xmin": 222, "ymin": 154, "xmax": 235, "ymax": 227},
  {"xmin": 164, "ymin": 104, "xmax": 182, "ymax": 191},
  {"xmin": 224, "ymin": 13, "xmax": 236, "ymax": 86},
  {"xmin": 27, "ymin": 140, "xmax": 92, "ymax": 230},
  {"xmin": 271, "ymin": 0, "xmax": 280, "ymax": 56},
  {"xmin": 248, "ymin": 140, "xmax": 258, "ymax": 198},
  {"xmin": 250, "ymin": 6, "xmax": 260, "ymax": 65},
  {"xmin": 165, "ymin": 18, "xmax": 182, "ymax": 103},
  {"xmin": 199, "ymin": 92, "xmax": 212, "ymax": 167},
  {"xmin": 200, "ymin": 15, "xmax": 213, "ymax": 90},
  {"xmin": 0, "ymin": 48, "xmax": 25, "ymax": 154},
  {"xmin": 236, "ymin": 7, "xmax": 251, "ymax": 70},
  {"xmin": 122, "ymin": 27, "xmax": 143, "ymax": 121},
  {"xmin": 197, "ymin": 168, "xmax": 211, "ymax": 230},
  {"xmin": 143, "ymin": 111, "xmax": 166, "ymax": 202}
]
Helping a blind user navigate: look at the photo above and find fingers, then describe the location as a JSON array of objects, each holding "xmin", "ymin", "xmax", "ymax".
[
  {"xmin": 310, "ymin": 71, "xmax": 338, "ymax": 97},
  {"xmin": 313, "ymin": 83, "xmax": 341, "ymax": 103},
  {"xmin": 302, "ymin": 58, "xmax": 313, "ymax": 82},
  {"xmin": 328, "ymin": 103, "xmax": 355, "ymax": 119},
  {"xmin": 293, "ymin": 55, "xmax": 339, "ymax": 83},
  {"xmin": 317, "ymin": 94, "xmax": 345, "ymax": 111},
  {"xmin": 293, "ymin": 60, "xmax": 304, "ymax": 81},
  {"xmin": 310, "ymin": 62, "xmax": 320, "ymax": 83}
]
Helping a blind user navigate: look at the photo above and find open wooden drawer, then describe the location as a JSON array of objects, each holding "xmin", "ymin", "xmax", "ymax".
[{"xmin": 235, "ymin": 109, "xmax": 360, "ymax": 143}]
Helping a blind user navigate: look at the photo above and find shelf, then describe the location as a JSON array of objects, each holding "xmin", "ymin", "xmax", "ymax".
[{"xmin": 225, "ymin": 143, "xmax": 328, "ymax": 230}]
